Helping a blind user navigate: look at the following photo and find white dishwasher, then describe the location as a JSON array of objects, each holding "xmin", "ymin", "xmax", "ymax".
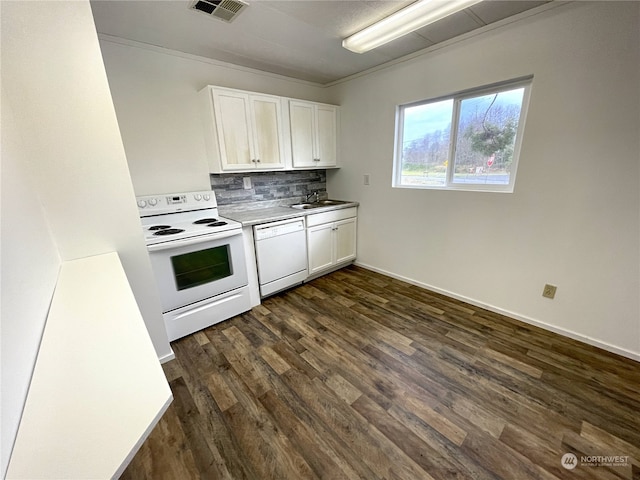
[{"xmin": 254, "ymin": 217, "xmax": 308, "ymax": 297}]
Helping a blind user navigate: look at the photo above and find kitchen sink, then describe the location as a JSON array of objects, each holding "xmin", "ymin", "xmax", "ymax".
[
  {"xmin": 317, "ymin": 200, "xmax": 349, "ymax": 205},
  {"xmin": 290, "ymin": 200, "xmax": 350, "ymax": 210}
]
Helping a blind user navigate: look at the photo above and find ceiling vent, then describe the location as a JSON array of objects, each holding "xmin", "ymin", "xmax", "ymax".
[{"xmin": 191, "ymin": 0, "xmax": 248, "ymax": 22}]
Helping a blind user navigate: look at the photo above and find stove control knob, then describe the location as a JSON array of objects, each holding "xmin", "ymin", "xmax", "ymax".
[
  {"xmin": 137, "ymin": 200, "xmax": 147, "ymax": 208},
  {"xmin": 194, "ymin": 194, "xmax": 202, "ymax": 201},
  {"xmin": 203, "ymin": 194, "xmax": 211, "ymax": 201},
  {"xmin": 148, "ymin": 198, "xmax": 158, "ymax": 206}
]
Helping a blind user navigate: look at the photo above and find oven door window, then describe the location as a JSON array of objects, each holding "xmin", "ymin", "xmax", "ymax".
[{"xmin": 171, "ymin": 245, "xmax": 232, "ymax": 291}]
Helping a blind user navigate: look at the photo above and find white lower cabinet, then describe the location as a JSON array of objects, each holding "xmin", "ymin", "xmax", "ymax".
[
  {"xmin": 334, "ymin": 217, "xmax": 357, "ymax": 264},
  {"xmin": 306, "ymin": 207, "xmax": 357, "ymax": 276},
  {"xmin": 307, "ymin": 222, "xmax": 334, "ymax": 274}
]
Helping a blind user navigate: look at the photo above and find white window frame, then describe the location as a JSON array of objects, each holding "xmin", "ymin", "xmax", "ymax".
[{"xmin": 392, "ymin": 76, "xmax": 533, "ymax": 193}]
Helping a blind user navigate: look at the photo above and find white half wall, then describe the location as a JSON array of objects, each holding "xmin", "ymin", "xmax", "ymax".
[
  {"xmin": 327, "ymin": 2, "xmax": 640, "ymax": 358},
  {"xmin": 97, "ymin": 37, "xmax": 334, "ymax": 196},
  {"xmin": 1, "ymin": 3, "xmax": 174, "ymax": 473}
]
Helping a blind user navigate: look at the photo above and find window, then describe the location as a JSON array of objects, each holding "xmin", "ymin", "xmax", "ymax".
[{"xmin": 393, "ymin": 77, "xmax": 532, "ymax": 192}]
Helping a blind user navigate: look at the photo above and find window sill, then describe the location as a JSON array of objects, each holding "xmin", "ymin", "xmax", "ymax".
[{"xmin": 392, "ymin": 183, "xmax": 515, "ymax": 193}]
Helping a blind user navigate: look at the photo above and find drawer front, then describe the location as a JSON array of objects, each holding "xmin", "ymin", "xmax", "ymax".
[{"xmin": 306, "ymin": 207, "xmax": 357, "ymax": 227}]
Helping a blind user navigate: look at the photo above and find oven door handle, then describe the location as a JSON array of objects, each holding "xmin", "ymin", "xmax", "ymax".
[{"xmin": 147, "ymin": 229, "xmax": 243, "ymax": 252}]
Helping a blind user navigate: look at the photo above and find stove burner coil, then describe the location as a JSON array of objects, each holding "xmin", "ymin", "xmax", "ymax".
[
  {"xmin": 193, "ymin": 218, "xmax": 218, "ymax": 224},
  {"xmin": 207, "ymin": 221, "xmax": 228, "ymax": 227},
  {"xmin": 149, "ymin": 225, "xmax": 172, "ymax": 231},
  {"xmin": 153, "ymin": 228, "xmax": 185, "ymax": 236}
]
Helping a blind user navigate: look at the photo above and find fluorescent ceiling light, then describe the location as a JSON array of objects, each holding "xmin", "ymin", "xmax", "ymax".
[{"xmin": 342, "ymin": 0, "xmax": 483, "ymax": 54}]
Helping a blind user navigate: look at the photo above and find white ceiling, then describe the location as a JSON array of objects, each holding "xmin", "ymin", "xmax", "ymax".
[{"xmin": 90, "ymin": 0, "xmax": 550, "ymax": 84}]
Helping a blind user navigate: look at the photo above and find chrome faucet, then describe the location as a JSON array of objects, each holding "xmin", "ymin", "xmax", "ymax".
[{"xmin": 305, "ymin": 191, "xmax": 318, "ymax": 203}]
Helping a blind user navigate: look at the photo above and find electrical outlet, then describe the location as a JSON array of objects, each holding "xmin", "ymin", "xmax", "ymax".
[
  {"xmin": 363, "ymin": 173, "xmax": 370, "ymax": 186},
  {"xmin": 242, "ymin": 177, "xmax": 252, "ymax": 190},
  {"xmin": 542, "ymin": 284, "xmax": 557, "ymax": 299}
]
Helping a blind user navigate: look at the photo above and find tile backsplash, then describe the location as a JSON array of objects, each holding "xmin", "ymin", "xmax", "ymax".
[{"xmin": 211, "ymin": 170, "xmax": 326, "ymax": 206}]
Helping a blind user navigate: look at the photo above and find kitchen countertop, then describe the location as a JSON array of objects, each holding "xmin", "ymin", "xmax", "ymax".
[{"xmin": 219, "ymin": 200, "xmax": 359, "ymax": 226}]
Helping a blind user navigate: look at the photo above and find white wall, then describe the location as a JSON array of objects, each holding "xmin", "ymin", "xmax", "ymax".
[
  {"xmin": 327, "ymin": 2, "xmax": 640, "ymax": 358},
  {"xmin": 98, "ymin": 38, "xmax": 334, "ymax": 196},
  {"xmin": 1, "ymin": 3, "xmax": 173, "ymax": 473},
  {"xmin": 0, "ymin": 87, "xmax": 61, "ymax": 479}
]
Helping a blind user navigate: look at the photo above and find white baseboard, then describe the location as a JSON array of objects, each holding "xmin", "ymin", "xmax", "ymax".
[
  {"xmin": 354, "ymin": 262, "xmax": 640, "ymax": 363},
  {"xmin": 159, "ymin": 349, "xmax": 175, "ymax": 364}
]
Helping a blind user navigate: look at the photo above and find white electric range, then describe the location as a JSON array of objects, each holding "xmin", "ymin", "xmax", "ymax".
[{"xmin": 137, "ymin": 190, "xmax": 251, "ymax": 341}]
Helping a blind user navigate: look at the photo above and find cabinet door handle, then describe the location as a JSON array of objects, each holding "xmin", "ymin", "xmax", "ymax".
[{"xmin": 256, "ymin": 158, "xmax": 261, "ymax": 163}]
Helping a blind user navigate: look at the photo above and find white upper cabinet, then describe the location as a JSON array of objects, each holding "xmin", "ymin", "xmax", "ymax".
[
  {"xmin": 201, "ymin": 86, "xmax": 285, "ymax": 172},
  {"xmin": 251, "ymin": 95, "xmax": 283, "ymax": 168},
  {"xmin": 201, "ymin": 85, "xmax": 339, "ymax": 173},
  {"xmin": 289, "ymin": 100, "xmax": 338, "ymax": 169}
]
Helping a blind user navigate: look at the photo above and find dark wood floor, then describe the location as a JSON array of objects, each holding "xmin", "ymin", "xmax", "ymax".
[{"xmin": 121, "ymin": 265, "xmax": 640, "ymax": 480}]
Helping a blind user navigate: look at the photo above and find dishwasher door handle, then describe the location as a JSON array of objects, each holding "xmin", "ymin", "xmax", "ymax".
[{"xmin": 254, "ymin": 218, "xmax": 305, "ymax": 240}]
